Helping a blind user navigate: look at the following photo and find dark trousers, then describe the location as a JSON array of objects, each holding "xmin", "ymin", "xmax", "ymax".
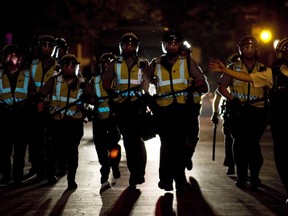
[
  {"xmin": 229, "ymin": 105, "xmax": 267, "ymax": 183},
  {"xmin": 271, "ymin": 107, "xmax": 288, "ymax": 195},
  {"xmin": 156, "ymin": 103, "xmax": 190, "ymax": 186},
  {"xmin": 222, "ymin": 114, "xmax": 234, "ymax": 168},
  {"xmin": 92, "ymin": 115, "xmax": 121, "ymax": 183},
  {"xmin": 0, "ymin": 111, "xmax": 29, "ymax": 182},
  {"xmin": 46, "ymin": 118, "xmax": 83, "ymax": 182},
  {"xmin": 28, "ymin": 111, "xmax": 48, "ymax": 175},
  {"xmin": 111, "ymin": 101, "xmax": 147, "ymax": 181}
]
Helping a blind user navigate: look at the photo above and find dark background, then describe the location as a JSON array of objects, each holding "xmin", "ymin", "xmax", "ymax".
[{"xmin": 1, "ymin": 0, "xmax": 287, "ymax": 89}]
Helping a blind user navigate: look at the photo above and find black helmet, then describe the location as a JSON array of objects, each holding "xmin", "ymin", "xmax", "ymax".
[
  {"xmin": 161, "ymin": 30, "xmax": 183, "ymax": 43},
  {"xmin": 119, "ymin": 32, "xmax": 140, "ymax": 54},
  {"xmin": 38, "ymin": 34, "xmax": 55, "ymax": 46},
  {"xmin": 120, "ymin": 32, "xmax": 139, "ymax": 44},
  {"xmin": 1, "ymin": 44, "xmax": 21, "ymax": 57},
  {"xmin": 55, "ymin": 37, "xmax": 69, "ymax": 49},
  {"xmin": 60, "ymin": 54, "xmax": 80, "ymax": 66},
  {"xmin": 238, "ymin": 35, "xmax": 259, "ymax": 48},
  {"xmin": 99, "ymin": 52, "xmax": 116, "ymax": 63},
  {"xmin": 275, "ymin": 38, "xmax": 288, "ymax": 59},
  {"xmin": 1, "ymin": 44, "xmax": 21, "ymax": 65}
]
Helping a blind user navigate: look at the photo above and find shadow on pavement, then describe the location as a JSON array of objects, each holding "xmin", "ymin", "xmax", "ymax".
[
  {"xmin": 155, "ymin": 176, "xmax": 217, "ymax": 216},
  {"xmin": 103, "ymin": 186, "xmax": 141, "ymax": 216}
]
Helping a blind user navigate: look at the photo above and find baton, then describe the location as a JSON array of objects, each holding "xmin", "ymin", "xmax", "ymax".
[{"xmin": 212, "ymin": 123, "xmax": 217, "ymax": 161}]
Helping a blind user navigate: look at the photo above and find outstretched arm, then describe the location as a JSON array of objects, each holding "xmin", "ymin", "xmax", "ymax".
[{"xmin": 209, "ymin": 59, "xmax": 252, "ymax": 82}]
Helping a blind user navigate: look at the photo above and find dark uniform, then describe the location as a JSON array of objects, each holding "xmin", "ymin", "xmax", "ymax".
[
  {"xmin": 147, "ymin": 30, "xmax": 209, "ymax": 192},
  {"xmin": 91, "ymin": 53, "xmax": 121, "ymax": 187},
  {"xmin": 102, "ymin": 33, "xmax": 148, "ymax": 187},
  {"xmin": 28, "ymin": 35, "xmax": 58, "ymax": 179},
  {"xmin": 39, "ymin": 54, "xmax": 97, "ymax": 189},
  {"xmin": 0, "ymin": 44, "xmax": 37, "ymax": 185},
  {"xmin": 211, "ymin": 54, "xmax": 240, "ymax": 175},
  {"xmin": 217, "ymin": 35, "xmax": 269, "ymax": 190},
  {"xmin": 269, "ymin": 38, "xmax": 288, "ymax": 205}
]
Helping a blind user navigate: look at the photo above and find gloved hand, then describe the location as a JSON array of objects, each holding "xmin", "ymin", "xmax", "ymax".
[
  {"xmin": 106, "ymin": 88, "xmax": 118, "ymax": 98},
  {"xmin": 211, "ymin": 112, "xmax": 219, "ymax": 125},
  {"xmin": 80, "ymin": 94, "xmax": 89, "ymax": 103},
  {"xmin": 142, "ymin": 93, "xmax": 153, "ymax": 106},
  {"xmin": 227, "ymin": 98, "xmax": 242, "ymax": 111}
]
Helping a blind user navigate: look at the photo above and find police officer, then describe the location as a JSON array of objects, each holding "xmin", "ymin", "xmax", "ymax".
[
  {"xmin": 180, "ymin": 39, "xmax": 204, "ymax": 171},
  {"xmin": 147, "ymin": 30, "xmax": 209, "ymax": 192},
  {"xmin": 211, "ymin": 53, "xmax": 240, "ymax": 175},
  {"xmin": 39, "ymin": 54, "xmax": 97, "ymax": 189},
  {"xmin": 209, "ymin": 37, "xmax": 288, "ymax": 204},
  {"xmin": 212, "ymin": 35, "xmax": 269, "ymax": 190},
  {"xmin": 211, "ymin": 90, "xmax": 235, "ymax": 175},
  {"xmin": 28, "ymin": 34, "xmax": 58, "ymax": 181},
  {"xmin": 0, "ymin": 44, "xmax": 37, "ymax": 185},
  {"xmin": 102, "ymin": 32, "xmax": 149, "ymax": 187},
  {"xmin": 90, "ymin": 52, "xmax": 121, "ymax": 190}
]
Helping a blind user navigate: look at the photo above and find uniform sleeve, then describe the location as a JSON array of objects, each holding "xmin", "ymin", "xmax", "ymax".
[
  {"xmin": 39, "ymin": 77, "xmax": 55, "ymax": 97},
  {"xmin": 217, "ymin": 73, "xmax": 232, "ymax": 88},
  {"xmin": 189, "ymin": 59, "xmax": 209, "ymax": 94},
  {"xmin": 250, "ymin": 68, "xmax": 273, "ymax": 89}
]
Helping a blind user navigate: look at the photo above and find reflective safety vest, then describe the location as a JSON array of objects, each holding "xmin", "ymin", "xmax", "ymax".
[
  {"xmin": 50, "ymin": 76, "xmax": 84, "ymax": 120},
  {"xmin": 0, "ymin": 69, "xmax": 30, "ymax": 105},
  {"xmin": 93, "ymin": 75, "xmax": 110, "ymax": 119},
  {"xmin": 30, "ymin": 59, "xmax": 58, "ymax": 92},
  {"xmin": 230, "ymin": 61, "xmax": 266, "ymax": 108},
  {"xmin": 153, "ymin": 56, "xmax": 192, "ymax": 107},
  {"xmin": 111, "ymin": 56, "xmax": 144, "ymax": 103}
]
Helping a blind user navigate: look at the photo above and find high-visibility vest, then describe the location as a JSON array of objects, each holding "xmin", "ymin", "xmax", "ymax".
[
  {"xmin": 230, "ymin": 61, "xmax": 266, "ymax": 108},
  {"xmin": 0, "ymin": 69, "xmax": 30, "ymax": 105},
  {"xmin": 30, "ymin": 58, "xmax": 58, "ymax": 92},
  {"xmin": 111, "ymin": 56, "xmax": 144, "ymax": 103},
  {"xmin": 93, "ymin": 75, "xmax": 110, "ymax": 119},
  {"xmin": 50, "ymin": 76, "xmax": 84, "ymax": 120},
  {"xmin": 153, "ymin": 56, "xmax": 191, "ymax": 107}
]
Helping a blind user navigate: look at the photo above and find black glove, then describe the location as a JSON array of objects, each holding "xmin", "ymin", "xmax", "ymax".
[
  {"xmin": 228, "ymin": 98, "xmax": 242, "ymax": 111},
  {"xmin": 80, "ymin": 94, "xmax": 89, "ymax": 103},
  {"xmin": 106, "ymin": 88, "xmax": 118, "ymax": 98},
  {"xmin": 142, "ymin": 93, "xmax": 153, "ymax": 106},
  {"xmin": 211, "ymin": 112, "xmax": 219, "ymax": 125}
]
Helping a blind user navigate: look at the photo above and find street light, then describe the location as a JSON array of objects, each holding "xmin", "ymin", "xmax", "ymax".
[
  {"xmin": 252, "ymin": 24, "xmax": 273, "ymax": 44},
  {"xmin": 259, "ymin": 29, "xmax": 272, "ymax": 44}
]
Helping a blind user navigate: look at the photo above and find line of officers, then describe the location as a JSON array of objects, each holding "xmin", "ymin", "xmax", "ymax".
[
  {"xmin": 1, "ymin": 30, "xmax": 287, "ymax": 205},
  {"xmin": 0, "ymin": 30, "xmax": 209, "ymax": 192}
]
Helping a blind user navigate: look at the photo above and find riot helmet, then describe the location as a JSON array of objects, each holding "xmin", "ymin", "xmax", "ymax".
[
  {"xmin": 99, "ymin": 52, "xmax": 116, "ymax": 74},
  {"xmin": 55, "ymin": 37, "xmax": 68, "ymax": 50},
  {"xmin": 38, "ymin": 34, "xmax": 55, "ymax": 58},
  {"xmin": 38, "ymin": 35, "xmax": 55, "ymax": 47},
  {"xmin": 60, "ymin": 54, "xmax": 80, "ymax": 76},
  {"xmin": 99, "ymin": 52, "xmax": 116, "ymax": 63},
  {"xmin": 275, "ymin": 38, "xmax": 288, "ymax": 59},
  {"xmin": 52, "ymin": 37, "xmax": 69, "ymax": 60},
  {"xmin": 161, "ymin": 30, "xmax": 183, "ymax": 54},
  {"xmin": 161, "ymin": 30, "xmax": 183, "ymax": 43},
  {"xmin": 60, "ymin": 54, "xmax": 80, "ymax": 66},
  {"xmin": 237, "ymin": 35, "xmax": 259, "ymax": 56},
  {"xmin": 119, "ymin": 32, "xmax": 140, "ymax": 54},
  {"xmin": 1, "ymin": 44, "xmax": 22, "ymax": 67}
]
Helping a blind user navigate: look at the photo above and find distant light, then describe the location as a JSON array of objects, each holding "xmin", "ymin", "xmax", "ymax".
[
  {"xmin": 5, "ymin": 32, "xmax": 13, "ymax": 44},
  {"xmin": 260, "ymin": 30, "xmax": 272, "ymax": 43}
]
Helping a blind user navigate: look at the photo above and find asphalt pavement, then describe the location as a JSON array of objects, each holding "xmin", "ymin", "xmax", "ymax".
[{"xmin": 0, "ymin": 115, "xmax": 288, "ymax": 216}]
